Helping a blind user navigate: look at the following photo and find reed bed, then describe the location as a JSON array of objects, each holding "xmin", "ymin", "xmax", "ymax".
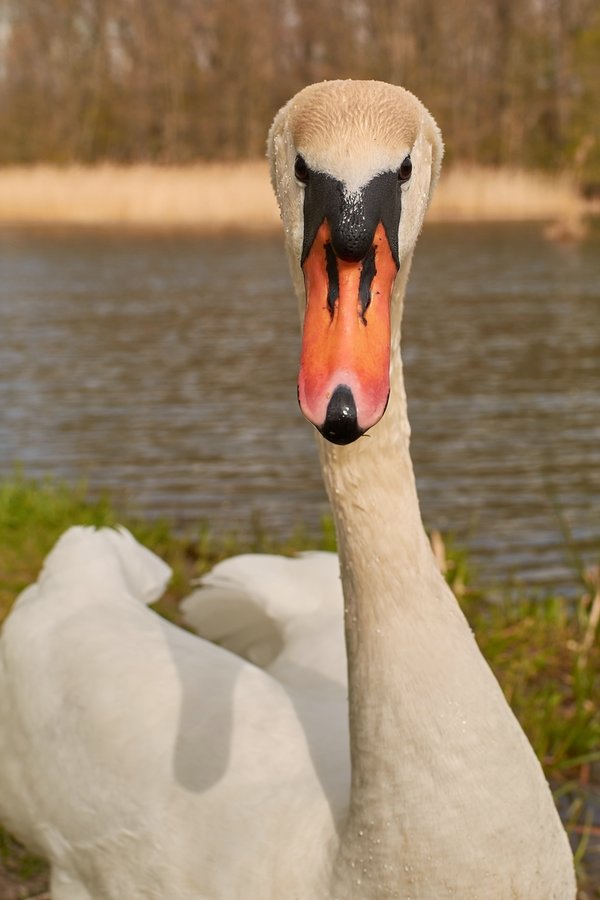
[
  {"xmin": 433, "ymin": 165, "xmax": 586, "ymax": 223},
  {"xmin": 0, "ymin": 162, "xmax": 279, "ymax": 230},
  {"xmin": 0, "ymin": 162, "xmax": 587, "ymax": 229}
]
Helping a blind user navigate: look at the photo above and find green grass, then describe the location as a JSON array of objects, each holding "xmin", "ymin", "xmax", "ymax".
[
  {"xmin": 0, "ymin": 825, "xmax": 47, "ymax": 881},
  {"xmin": 0, "ymin": 474, "xmax": 598, "ymax": 895}
]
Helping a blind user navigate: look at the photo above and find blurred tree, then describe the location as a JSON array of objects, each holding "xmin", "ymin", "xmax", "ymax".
[{"xmin": 0, "ymin": 0, "xmax": 597, "ymax": 183}]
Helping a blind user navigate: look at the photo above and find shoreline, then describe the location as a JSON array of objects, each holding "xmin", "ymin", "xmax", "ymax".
[{"xmin": 0, "ymin": 162, "xmax": 590, "ymax": 230}]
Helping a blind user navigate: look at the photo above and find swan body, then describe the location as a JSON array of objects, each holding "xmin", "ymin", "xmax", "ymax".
[
  {"xmin": 0, "ymin": 80, "xmax": 575, "ymax": 899},
  {"xmin": 0, "ymin": 527, "xmax": 346, "ymax": 899}
]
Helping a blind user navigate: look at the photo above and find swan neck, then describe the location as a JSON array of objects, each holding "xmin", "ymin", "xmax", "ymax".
[{"xmin": 319, "ymin": 254, "xmax": 446, "ymax": 870}]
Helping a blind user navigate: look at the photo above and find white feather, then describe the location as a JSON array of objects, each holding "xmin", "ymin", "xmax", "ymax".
[{"xmin": 182, "ymin": 551, "xmax": 346, "ymax": 685}]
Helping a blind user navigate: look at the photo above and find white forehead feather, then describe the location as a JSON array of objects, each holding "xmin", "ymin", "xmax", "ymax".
[{"xmin": 268, "ymin": 79, "xmax": 443, "ymax": 195}]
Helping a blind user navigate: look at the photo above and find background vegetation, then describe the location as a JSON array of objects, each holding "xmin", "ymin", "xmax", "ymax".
[{"xmin": 0, "ymin": 0, "xmax": 598, "ymax": 185}]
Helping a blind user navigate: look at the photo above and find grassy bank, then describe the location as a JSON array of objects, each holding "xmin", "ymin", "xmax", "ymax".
[
  {"xmin": 0, "ymin": 162, "xmax": 589, "ymax": 230},
  {"xmin": 0, "ymin": 475, "xmax": 598, "ymax": 896}
]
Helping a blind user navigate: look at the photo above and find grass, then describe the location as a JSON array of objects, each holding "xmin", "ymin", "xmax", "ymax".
[
  {"xmin": 0, "ymin": 827, "xmax": 48, "ymax": 898},
  {"xmin": 0, "ymin": 162, "xmax": 590, "ymax": 230},
  {"xmin": 0, "ymin": 475, "xmax": 598, "ymax": 896},
  {"xmin": 0, "ymin": 472, "xmax": 334, "ymax": 625},
  {"xmin": 431, "ymin": 529, "xmax": 600, "ymax": 777}
]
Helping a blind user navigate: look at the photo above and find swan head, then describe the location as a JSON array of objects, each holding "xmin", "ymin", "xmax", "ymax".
[{"xmin": 268, "ymin": 80, "xmax": 443, "ymax": 445}]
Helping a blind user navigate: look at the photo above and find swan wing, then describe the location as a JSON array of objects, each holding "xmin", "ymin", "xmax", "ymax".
[{"xmin": 181, "ymin": 551, "xmax": 347, "ymax": 686}]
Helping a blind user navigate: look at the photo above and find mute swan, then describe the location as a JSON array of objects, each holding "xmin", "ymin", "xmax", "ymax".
[{"xmin": 0, "ymin": 80, "xmax": 575, "ymax": 899}]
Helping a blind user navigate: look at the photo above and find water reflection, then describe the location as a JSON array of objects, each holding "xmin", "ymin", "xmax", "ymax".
[{"xmin": 0, "ymin": 223, "xmax": 598, "ymax": 592}]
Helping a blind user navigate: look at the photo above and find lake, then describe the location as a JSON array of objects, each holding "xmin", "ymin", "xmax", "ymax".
[{"xmin": 0, "ymin": 222, "xmax": 598, "ymax": 593}]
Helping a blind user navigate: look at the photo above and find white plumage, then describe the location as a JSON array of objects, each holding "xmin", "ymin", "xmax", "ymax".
[
  {"xmin": 0, "ymin": 80, "xmax": 576, "ymax": 899},
  {"xmin": 182, "ymin": 551, "xmax": 346, "ymax": 687},
  {"xmin": 0, "ymin": 527, "xmax": 347, "ymax": 899}
]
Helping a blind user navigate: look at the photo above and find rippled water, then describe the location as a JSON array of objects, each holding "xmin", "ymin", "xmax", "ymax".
[{"xmin": 0, "ymin": 223, "xmax": 598, "ymax": 592}]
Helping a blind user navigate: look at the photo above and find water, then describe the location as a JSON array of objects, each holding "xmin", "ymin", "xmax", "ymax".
[{"xmin": 0, "ymin": 223, "xmax": 598, "ymax": 592}]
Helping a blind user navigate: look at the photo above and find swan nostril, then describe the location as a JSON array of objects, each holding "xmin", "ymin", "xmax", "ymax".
[
  {"xmin": 319, "ymin": 385, "xmax": 363, "ymax": 445},
  {"xmin": 330, "ymin": 221, "xmax": 373, "ymax": 263}
]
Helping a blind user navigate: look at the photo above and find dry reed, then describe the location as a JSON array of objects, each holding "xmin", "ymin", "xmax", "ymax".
[
  {"xmin": 0, "ymin": 161, "xmax": 586, "ymax": 229},
  {"xmin": 0, "ymin": 162, "xmax": 279, "ymax": 230},
  {"xmin": 433, "ymin": 165, "xmax": 585, "ymax": 223}
]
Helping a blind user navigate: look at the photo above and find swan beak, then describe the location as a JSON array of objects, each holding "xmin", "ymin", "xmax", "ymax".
[{"xmin": 298, "ymin": 220, "xmax": 398, "ymax": 445}]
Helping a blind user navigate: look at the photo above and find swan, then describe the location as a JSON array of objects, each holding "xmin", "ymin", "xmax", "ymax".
[{"xmin": 0, "ymin": 80, "xmax": 576, "ymax": 899}]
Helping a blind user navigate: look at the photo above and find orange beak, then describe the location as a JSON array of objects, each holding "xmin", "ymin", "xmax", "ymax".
[{"xmin": 298, "ymin": 220, "xmax": 398, "ymax": 444}]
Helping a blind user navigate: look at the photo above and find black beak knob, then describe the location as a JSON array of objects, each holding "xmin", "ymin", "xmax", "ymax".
[{"xmin": 319, "ymin": 384, "xmax": 362, "ymax": 445}]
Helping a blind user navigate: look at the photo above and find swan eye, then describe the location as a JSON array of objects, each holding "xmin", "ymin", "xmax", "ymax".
[
  {"xmin": 397, "ymin": 156, "xmax": 412, "ymax": 183},
  {"xmin": 294, "ymin": 155, "xmax": 310, "ymax": 184}
]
